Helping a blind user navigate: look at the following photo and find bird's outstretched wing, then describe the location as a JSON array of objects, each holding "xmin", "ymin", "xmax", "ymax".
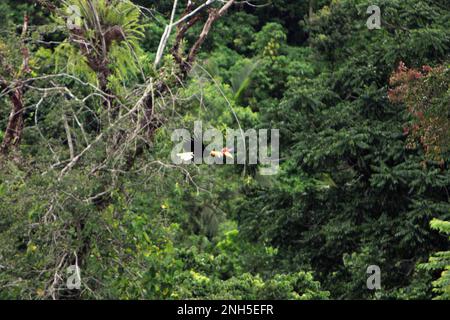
[
  {"xmin": 222, "ymin": 147, "xmax": 234, "ymax": 159},
  {"xmin": 177, "ymin": 152, "xmax": 194, "ymax": 161},
  {"xmin": 223, "ymin": 151, "xmax": 233, "ymax": 159}
]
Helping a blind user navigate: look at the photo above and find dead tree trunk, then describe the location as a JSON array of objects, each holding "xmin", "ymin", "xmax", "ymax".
[
  {"xmin": 0, "ymin": 14, "xmax": 30, "ymax": 157},
  {"xmin": 1, "ymin": 88, "xmax": 25, "ymax": 155}
]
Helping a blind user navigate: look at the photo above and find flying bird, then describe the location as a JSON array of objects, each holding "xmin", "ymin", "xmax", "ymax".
[
  {"xmin": 176, "ymin": 133, "xmax": 234, "ymax": 161},
  {"xmin": 210, "ymin": 147, "xmax": 234, "ymax": 159}
]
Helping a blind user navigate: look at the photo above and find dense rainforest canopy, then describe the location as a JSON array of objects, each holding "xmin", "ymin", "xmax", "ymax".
[{"xmin": 0, "ymin": 0, "xmax": 449, "ymax": 300}]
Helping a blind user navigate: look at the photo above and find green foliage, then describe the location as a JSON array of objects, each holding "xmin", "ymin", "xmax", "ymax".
[
  {"xmin": 230, "ymin": 59, "xmax": 259, "ymax": 103},
  {"xmin": 0, "ymin": 0, "xmax": 449, "ymax": 301},
  {"xmin": 53, "ymin": 0, "xmax": 147, "ymax": 94},
  {"xmin": 236, "ymin": 0, "xmax": 450, "ymax": 299},
  {"xmin": 418, "ymin": 219, "xmax": 450, "ymax": 299},
  {"xmin": 174, "ymin": 271, "xmax": 329, "ymax": 300}
]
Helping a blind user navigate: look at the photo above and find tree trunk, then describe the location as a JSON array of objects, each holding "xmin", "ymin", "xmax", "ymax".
[{"xmin": 1, "ymin": 88, "xmax": 25, "ymax": 155}]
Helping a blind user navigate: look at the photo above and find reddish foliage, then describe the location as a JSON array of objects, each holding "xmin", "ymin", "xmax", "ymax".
[{"xmin": 388, "ymin": 62, "xmax": 449, "ymax": 163}]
